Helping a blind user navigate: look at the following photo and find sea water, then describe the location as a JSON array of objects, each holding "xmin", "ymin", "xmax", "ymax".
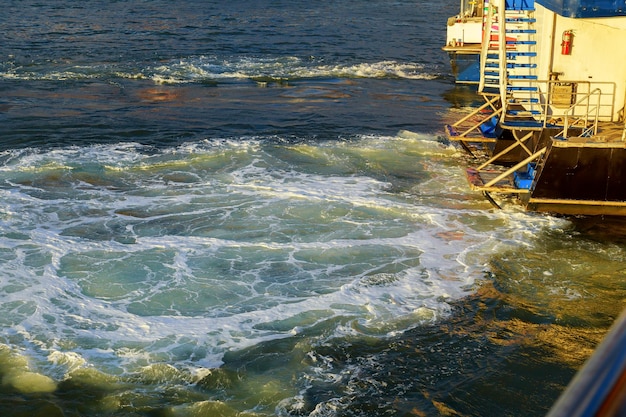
[{"xmin": 0, "ymin": 1, "xmax": 625, "ymax": 416}]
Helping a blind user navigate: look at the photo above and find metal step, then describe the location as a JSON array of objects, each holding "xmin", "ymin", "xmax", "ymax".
[
  {"xmin": 507, "ymin": 109, "xmax": 542, "ymax": 116},
  {"xmin": 509, "ymin": 97, "xmax": 540, "ymax": 103},
  {"xmin": 479, "ymin": 1, "xmax": 537, "ymax": 100},
  {"xmin": 507, "ymin": 63, "xmax": 537, "ymax": 68},
  {"xmin": 505, "ymin": 18, "xmax": 536, "ymax": 23},
  {"xmin": 485, "ymin": 62, "xmax": 537, "ymax": 69},
  {"xmin": 506, "ymin": 51, "xmax": 537, "ymax": 57},
  {"xmin": 500, "ymin": 119, "xmax": 544, "ymax": 129},
  {"xmin": 506, "ymin": 40, "xmax": 537, "ymax": 45},
  {"xmin": 507, "ymin": 85, "xmax": 539, "ymax": 91},
  {"xmin": 506, "ymin": 29, "xmax": 537, "ymax": 34},
  {"xmin": 482, "ymin": 86, "xmax": 501, "ymax": 95},
  {"xmin": 505, "ymin": 0, "xmax": 535, "ymax": 11}
]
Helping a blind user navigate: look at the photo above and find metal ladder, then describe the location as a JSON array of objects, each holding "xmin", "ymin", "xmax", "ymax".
[{"xmin": 479, "ymin": 0, "xmax": 540, "ymax": 129}]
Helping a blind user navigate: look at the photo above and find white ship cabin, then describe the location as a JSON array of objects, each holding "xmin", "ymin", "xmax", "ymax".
[{"xmin": 446, "ymin": 0, "xmax": 486, "ymax": 47}]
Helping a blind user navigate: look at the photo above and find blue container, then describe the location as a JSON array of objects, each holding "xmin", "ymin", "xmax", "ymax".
[
  {"xmin": 514, "ymin": 172, "xmax": 534, "ymax": 189},
  {"xmin": 479, "ymin": 116, "xmax": 503, "ymax": 138},
  {"xmin": 514, "ymin": 163, "xmax": 537, "ymax": 189}
]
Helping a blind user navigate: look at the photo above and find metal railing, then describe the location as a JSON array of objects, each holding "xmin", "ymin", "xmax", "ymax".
[
  {"xmin": 505, "ymin": 79, "xmax": 616, "ymax": 130},
  {"xmin": 447, "ymin": 94, "xmax": 502, "ymax": 139},
  {"xmin": 557, "ymin": 88, "xmax": 602, "ymax": 139},
  {"xmin": 479, "ymin": 145, "xmax": 545, "ymax": 189}
]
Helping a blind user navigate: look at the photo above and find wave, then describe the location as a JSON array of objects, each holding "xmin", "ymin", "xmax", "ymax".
[
  {"xmin": 0, "ymin": 56, "xmax": 440, "ymax": 84},
  {"xmin": 0, "ymin": 135, "xmax": 568, "ymax": 378}
]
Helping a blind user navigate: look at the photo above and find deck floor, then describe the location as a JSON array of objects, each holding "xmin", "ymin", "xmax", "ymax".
[{"xmin": 561, "ymin": 121, "xmax": 626, "ymax": 146}]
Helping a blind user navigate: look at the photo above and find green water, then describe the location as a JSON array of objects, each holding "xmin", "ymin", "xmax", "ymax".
[{"xmin": 0, "ymin": 135, "xmax": 624, "ymax": 417}]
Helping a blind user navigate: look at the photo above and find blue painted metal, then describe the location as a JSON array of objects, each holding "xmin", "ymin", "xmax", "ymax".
[
  {"xmin": 506, "ymin": 0, "xmax": 536, "ymax": 10},
  {"xmin": 457, "ymin": 58, "xmax": 481, "ymax": 83},
  {"xmin": 514, "ymin": 163, "xmax": 536, "ymax": 189},
  {"xmin": 514, "ymin": 173, "xmax": 532, "ymax": 188},
  {"xmin": 537, "ymin": 0, "xmax": 626, "ymax": 17},
  {"xmin": 479, "ymin": 116, "xmax": 503, "ymax": 138}
]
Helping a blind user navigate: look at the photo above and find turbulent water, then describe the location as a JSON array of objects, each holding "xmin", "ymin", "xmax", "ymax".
[{"xmin": 0, "ymin": 1, "xmax": 625, "ymax": 416}]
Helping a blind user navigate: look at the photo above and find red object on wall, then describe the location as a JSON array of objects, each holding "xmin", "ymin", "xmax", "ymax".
[{"xmin": 561, "ymin": 30, "xmax": 573, "ymax": 55}]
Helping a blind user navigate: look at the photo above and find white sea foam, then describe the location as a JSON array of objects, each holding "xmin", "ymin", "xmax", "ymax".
[
  {"xmin": 149, "ymin": 57, "xmax": 437, "ymax": 83},
  {"xmin": 0, "ymin": 134, "xmax": 568, "ymax": 375},
  {"xmin": 0, "ymin": 56, "xmax": 437, "ymax": 83}
]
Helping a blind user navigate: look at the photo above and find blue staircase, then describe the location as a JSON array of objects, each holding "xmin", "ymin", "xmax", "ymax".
[
  {"xmin": 479, "ymin": 0, "xmax": 542, "ymax": 129},
  {"xmin": 506, "ymin": 0, "xmax": 534, "ymax": 10}
]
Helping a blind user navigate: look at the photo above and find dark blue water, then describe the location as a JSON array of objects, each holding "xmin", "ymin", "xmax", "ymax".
[
  {"xmin": 0, "ymin": 1, "xmax": 625, "ymax": 416},
  {"xmin": 0, "ymin": 0, "xmax": 453, "ymax": 148}
]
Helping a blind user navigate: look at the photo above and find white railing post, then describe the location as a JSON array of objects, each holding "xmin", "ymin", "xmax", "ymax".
[
  {"xmin": 593, "ymin": 89, "xmax": 601, "ymax": 136},
  {"xmin": 558, "ymin": 88, "xmax": 602, "ymax": 139},
  {"xmin": 479, "ymin": 1, "xmax": 495, "ymax": 93},
  {"xmin": 498, "ymin": 0, "xmax": 508, "ymax": 116}
]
